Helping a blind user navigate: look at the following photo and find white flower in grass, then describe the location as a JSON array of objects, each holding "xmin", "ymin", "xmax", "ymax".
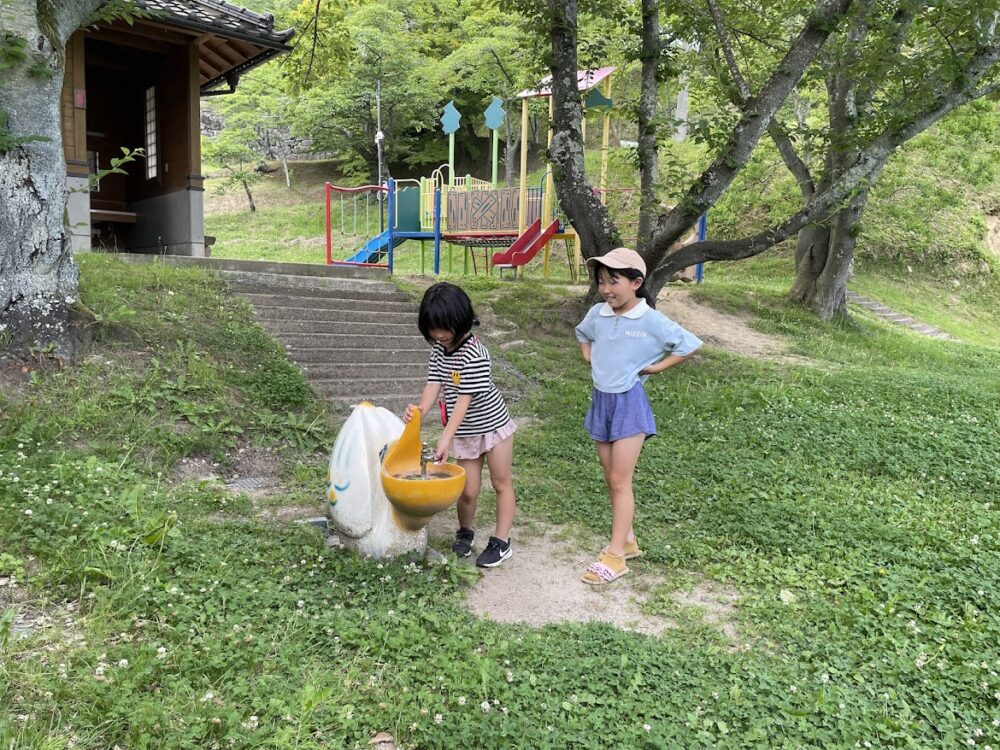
[
  {"xmin": 434, "ymin": 714, "xmax": 443, "ymax": 724},
  {"xmin": 643, "ymin": 724, "xmax": 651, "ymax": 732},
  {"xmin": 200, "ymin": 691, "xmax": 214, "ymax": 703},
  {"xmin": 971, "ymin": 535, "xmax": 980, "ymax": 545},
  {"xmin": 156, "ymin": 646, "xmax": 167, "ymax": 659},
  {"xmin": 117, "ymin": 659, "xmax": 129, "ymax": 668},
  {"xmin": 480, "ymin": 701, "xmax": 490, "ymax": 713},
  {"xmin": 457, "ymin": 697, "xmax": 466, "ymax": 706}
]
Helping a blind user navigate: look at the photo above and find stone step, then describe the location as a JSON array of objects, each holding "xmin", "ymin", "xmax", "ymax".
[
  {"xmin": 279, "ymin": 333, "xmax": 423, "ymax": 349},
  {"xmin": 327, "ymin": 395, "xmax": 413, "ymax": 415},
  {"xmin": 284, "ymin": 346, "xmax": 428, "ymax": 365},
  {"xmin": 221, "ymin": 270, "xmax": 397, "ymax": 294},
  {"xmin": 243, "ymin": 293, "xmax": 418, "ymax": 313},
  {"xmin": 297, "ymin": 362, "xmax": 426, "ymax": 380},
  {"xmin": 260, "ymin": 319, "xmax": 417, "ymax": 336},
  {"xmin": 311, "ymin": 377, "xmax": 428, "ymax": 399},
  {"xmin": 250, "ymin": 306, "xmax": 416, "ymax": 326},
  {"xmin": 227, "ymin": 279, "xmax": 407, "ymax": 301}
]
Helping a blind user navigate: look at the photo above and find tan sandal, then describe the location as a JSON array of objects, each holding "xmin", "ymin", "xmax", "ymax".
[
  {"xmin": 603, "ymin": 539, "xmax": 643, "ymax": 560},
  {"xmin": 582, "ymin": 551, "xmax": 629, "ymax": 585}
]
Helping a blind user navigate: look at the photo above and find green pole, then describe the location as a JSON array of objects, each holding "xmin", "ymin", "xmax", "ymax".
[
  {"xmin": 491, "ymin": 130, "xmax": 498, "ymax": 187},
  {"xmin": 449, "ymin": 132, "xmax": 455, "ymax": 187}
]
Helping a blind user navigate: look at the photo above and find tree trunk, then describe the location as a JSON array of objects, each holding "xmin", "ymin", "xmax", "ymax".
[
  {"xmin": 242, "ymin": 179, "xmax": 257, "ymax": 212},
  {"xmin": 546, "ymin": 0, "xmax": 620, "ymax": 260},
  {"xmin": 0, "ymin": 1, "xmax": 103, "ymax": 360},
  {"xmin": 789, "ymin": 188, "xmax": 869, "ymax": 319},
  {"xmin": 504, "ymin": 119, "xmax": 517, "ymax": 188},
  {"xmin": 635, "ymin": 0, "xmax": 659, "ymax": 254}
]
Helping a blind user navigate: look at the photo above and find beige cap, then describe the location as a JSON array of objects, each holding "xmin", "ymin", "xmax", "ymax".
[{"xmin": 585, "ymin": 247, "xmax": 646, "ymax": 277}]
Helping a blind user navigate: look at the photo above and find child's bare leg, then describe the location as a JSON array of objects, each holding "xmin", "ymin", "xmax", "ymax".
[
  {"xmin": 456, "ymin": 455, "xmax": 485, "ymax": 529},
  {"xmin": 485, "ymin": 435, "xmax": 516, "ymax": 540},
  {"xmin": 605, "ymin": 434, "xmax": 645, "ymax": 555},
  {"xmin": 596, "ymin": 441, "xmax": 637, "ymax": 544}
]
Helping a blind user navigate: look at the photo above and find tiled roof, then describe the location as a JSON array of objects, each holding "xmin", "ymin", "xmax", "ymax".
[{"xmin": 135, "ymin": 0, "xmax": 294, "ymax": 49}]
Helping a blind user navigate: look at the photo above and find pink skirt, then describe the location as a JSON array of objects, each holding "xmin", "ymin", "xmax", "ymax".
[{"xmin": 451, "ymin": 420, "xmax": 517, "ymax": 460}]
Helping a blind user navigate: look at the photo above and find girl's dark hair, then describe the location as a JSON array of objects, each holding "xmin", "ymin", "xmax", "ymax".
[
  {"xmin": 592, "ymin": 263, "xmax": 656, "ymax": 309},
  {"xmin": 417, "ymin": 282, "xmax": 480, "ymax": 343}
]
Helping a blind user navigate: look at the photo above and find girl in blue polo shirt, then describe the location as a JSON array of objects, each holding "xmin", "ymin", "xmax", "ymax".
[{"xmin": 575, "ymin": 247, "xmax": 702, "ymax": 585}]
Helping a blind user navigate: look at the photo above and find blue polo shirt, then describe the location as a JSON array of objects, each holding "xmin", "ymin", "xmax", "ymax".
[{"xmin": 575, "ymin": 300, "xmax": 703, "ymax": 393}]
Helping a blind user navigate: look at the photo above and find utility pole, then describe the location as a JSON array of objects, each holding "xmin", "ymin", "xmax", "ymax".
[{"xmin": 376, "ymin": 76, "xmax": 385, "ymax": 234}]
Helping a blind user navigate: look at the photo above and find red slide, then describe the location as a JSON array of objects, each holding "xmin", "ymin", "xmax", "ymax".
[{"xmin": 491, "ymin": 219, "xmax": 559, "ymax": 268}]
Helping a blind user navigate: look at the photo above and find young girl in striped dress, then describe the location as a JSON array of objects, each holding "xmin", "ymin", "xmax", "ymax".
[{"xmin": 404, "ymin": 282, "xmax": 518, "ymax": 568}]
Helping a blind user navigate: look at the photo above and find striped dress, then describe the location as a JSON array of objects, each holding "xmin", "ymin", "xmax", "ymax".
[{"xmin": 427, "ymin": 335, "xmax": 511, "ymax": 437}]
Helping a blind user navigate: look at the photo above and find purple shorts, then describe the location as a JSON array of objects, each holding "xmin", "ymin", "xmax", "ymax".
[{"xmin": 584, "ymin": 382, "xmax": 657, "ymax": 443}]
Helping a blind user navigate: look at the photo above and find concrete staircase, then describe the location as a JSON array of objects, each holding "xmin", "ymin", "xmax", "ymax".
[{"xmin": 223, "ymin": 270, "xmax": 429, "ymax": 415}]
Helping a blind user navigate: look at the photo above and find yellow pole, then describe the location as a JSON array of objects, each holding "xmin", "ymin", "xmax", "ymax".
[
  {"xmin": 543, "ymin": 97, "xmax": 554, "ymax": 227},
  {"xmin": 599, "ymin": 75, "xmax": 611, "ymax": 205},
  {"xmin": 518, "ymin": 97, "xmax": 529, "ymax": 235}
]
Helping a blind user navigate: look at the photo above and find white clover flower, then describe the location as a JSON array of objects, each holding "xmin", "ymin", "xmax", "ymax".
[
  {"xmin": 506, "ymin": 670, "xmax": 514, "ymax": 683},
  {"xmin": 23, "ymin": 509, "xmax": 32, "ymax": 516},
  {"xmin": 117, "ymin": 659, "xmax": 129, "ymax": 668},
  {"xmin": 481, "ymin": 701, "xmax": 491, "ymax": 713},
  {"xmin": 457, "ymin": 697, "xmax": 466, "ymax": 706},
  {"xmin": 156, "ymin": 646, "xmax": 167, "ymax": 659},
  {"xmin": 200, "ymin": 691, "xmax": 214, "ymax": 702},
  {"xmin": 297, "ymin": 600, "xmax": 305, "ymax": 608},
  {"xmin": 820, "ymin": 673, "xmax": 830, "ymax": 684},
  {"xmin": 971, "ymin": 536, "xmax": 980, "ymax": 545},
  {"xmin": 434, "ymin": 714, "xmax": 443, "ymax": 724},
  {"xmin": 643, "ymin": 724, "xmax": 651, "ymax": 732}
]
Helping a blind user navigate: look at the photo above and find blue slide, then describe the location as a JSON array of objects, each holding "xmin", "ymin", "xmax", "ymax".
[{"xmin": 345, "ymin": 229, "xmax": 408, "ymax": 264}]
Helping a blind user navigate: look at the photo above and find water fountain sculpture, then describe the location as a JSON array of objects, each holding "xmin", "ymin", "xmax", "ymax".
[{"xmin": 326, "ymin": 402, "xmax": 466, "ymax": 558}]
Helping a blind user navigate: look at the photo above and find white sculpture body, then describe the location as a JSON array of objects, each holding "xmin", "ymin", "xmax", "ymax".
[{"xmin": 326, "ymin": 403, "xmax": 430, "ymax": 558}]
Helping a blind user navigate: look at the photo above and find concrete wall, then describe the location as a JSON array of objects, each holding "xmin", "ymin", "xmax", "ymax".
[
  {"xmin": 66, "ymin": 175, "xmax": 92, "ymax": 252},
  {"xmin": 127, "ymin": 188, "xmax": 205, "ymax": 256}
]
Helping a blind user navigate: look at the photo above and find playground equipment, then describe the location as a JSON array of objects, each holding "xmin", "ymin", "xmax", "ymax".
[
  {"xmin": 327, "ymin": 403, "xmax": 465, "ymax": 558},
  {"xmin": 325, "ymin": 66, "xmax": 621, "ymax": 280}
]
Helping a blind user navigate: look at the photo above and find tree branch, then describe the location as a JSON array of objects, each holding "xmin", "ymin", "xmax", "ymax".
[
  {"xmin": 654, "ymin": 37, "xmax": 1000, "ymax": 279},
  {"xmin": 706, "ymin": 0, "xmax": 751, "ymax": 100},
  {"xmin": 651, "ymin": 0, "xmax": 853, "ymax": 260}
]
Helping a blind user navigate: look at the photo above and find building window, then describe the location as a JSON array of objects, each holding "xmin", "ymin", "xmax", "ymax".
[{"xmin": 144, "ymin": 86, "xmax": 157, "ymax": 179}]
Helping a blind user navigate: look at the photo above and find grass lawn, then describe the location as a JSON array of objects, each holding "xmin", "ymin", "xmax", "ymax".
[{"xmin": 2, "ymin": 254, "xmax": 999, "ymax": 748}]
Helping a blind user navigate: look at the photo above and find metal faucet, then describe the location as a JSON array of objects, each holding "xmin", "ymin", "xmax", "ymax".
[{"xmin": 420, "ymin": 442, "xmax": 436, "ymax": 479}]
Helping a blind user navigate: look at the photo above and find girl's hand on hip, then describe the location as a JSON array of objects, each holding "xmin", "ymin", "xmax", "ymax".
[
  {"xmin": 434, "ymin": 436, "xmax": 452, "ymax": 463},
  {"xmin": 403, "ymin": 403, "xmax": 419, "ymax": 423}
]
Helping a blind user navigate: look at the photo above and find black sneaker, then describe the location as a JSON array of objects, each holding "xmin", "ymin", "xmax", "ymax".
[
  {"xmin": 452, "ymin": 527, "xmax": 475, "ymax": 558},
  {"xmin": 476, "ymin": 536, "xmax": 513, "ymax": 568}
]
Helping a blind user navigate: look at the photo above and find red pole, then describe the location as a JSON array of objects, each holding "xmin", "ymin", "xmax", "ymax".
[{"xmin": 325, "ymin": 182, "xmax": 332, "ymax": 265}]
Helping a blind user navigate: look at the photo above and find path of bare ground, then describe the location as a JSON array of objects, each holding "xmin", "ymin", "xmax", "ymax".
[
  {"xmin": 425, "ymin": 513, "xmax": 741, "ymax": 641},
  {"xmin": 657, "ymin": 287, "xmax": 809, "ymax": 364}
]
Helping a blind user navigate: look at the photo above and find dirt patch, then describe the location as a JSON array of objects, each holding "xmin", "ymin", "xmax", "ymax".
[
  {"xmin": 427, "ymin": 515, "xmax": 740, "ymax": 640},
  {"xmin": 671, "ymin": 580, "xmax": 741, "ymax": 641},
  {"xmin": 230, "ymin": 446, "xmax": 282, "ymax": 479},
  {"xmin": 170, "ymin": 456, "xmax": 222, "ymax": 484},
  {"xmin": 658, "ymin": 288, "xmax": 807, "ymax": 364}
]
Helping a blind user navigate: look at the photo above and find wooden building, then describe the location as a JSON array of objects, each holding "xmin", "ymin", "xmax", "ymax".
[{"xmin": 61, "ymin": 0, "xmax": 293, "ymax": 255}]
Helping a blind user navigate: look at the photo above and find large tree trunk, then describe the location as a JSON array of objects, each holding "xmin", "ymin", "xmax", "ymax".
[
  {"xmin": 546, "ymin": 0, "xmax": 621, "ymax": 259},
  {"xmin": 789, "ymin": 188, "xmax": 869, "ymax": 319},
  {"xmin": 0, "ymin": 1, "xmax": 103, "ymax": 360},
  {"xmin": 635, "ymin": 0, "xmax": 659, "ymax": 254}
]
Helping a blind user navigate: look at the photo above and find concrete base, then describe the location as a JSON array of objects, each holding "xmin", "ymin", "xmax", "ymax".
[{"xmin": 126, "ymin": 189, "xmax": 205, "ymax": 257}]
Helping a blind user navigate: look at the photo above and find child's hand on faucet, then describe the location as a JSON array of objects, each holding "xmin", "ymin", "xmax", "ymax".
[{"xmin": 434, "ymin": 436, "xmax": 452, "ymax": 463}]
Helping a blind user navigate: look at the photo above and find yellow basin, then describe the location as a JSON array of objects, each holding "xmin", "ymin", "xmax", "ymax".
[{"xmin": 380, "ymin": 410, "xmax": 465, "ymax": 531}]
